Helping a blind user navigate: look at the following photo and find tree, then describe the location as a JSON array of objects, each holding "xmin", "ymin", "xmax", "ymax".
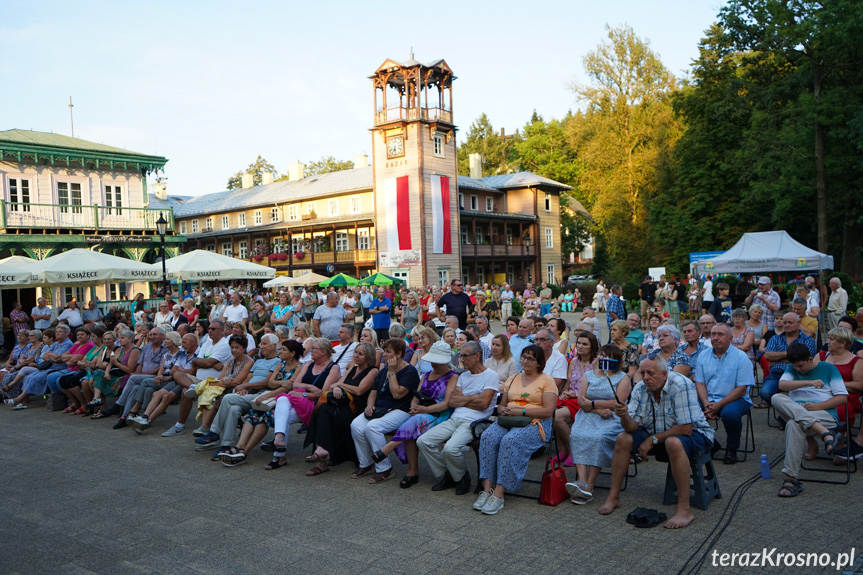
[
  {"xmin": 559, "ymin": 201, "xmax": 593, "ymax": 259},
  {"xmin": 511, "ymin": 111, "xmax": 580, "ymax": 189},
  {"xmin": 303, "ymin": 156, "xmax": 354, "ymax": 177},
  {"xmin": 568, "ymin": 24, "xmax": 682, "ymax": 277},
  {"xmin": 226, "ymin": 155, "xmax": 277, "ymax": 190},
  {"xmin": 456, "ymin": 114, "xmax": 516, "ymax": 177}
]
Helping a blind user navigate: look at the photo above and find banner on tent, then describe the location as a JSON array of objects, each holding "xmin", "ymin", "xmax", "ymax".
[{"xmin": 689, "ymin": 251, "xmax": 726, "ymax": 265}]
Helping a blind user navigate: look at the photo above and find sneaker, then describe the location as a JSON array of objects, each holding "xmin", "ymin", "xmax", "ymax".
[
  {"xmin": 192, "ymin": 426, "xmax": 209, "ymax": 437},
  {"xmin": 161, "ymin": 425, "xmax": 186, "ymax": 437},
  {"xmin": 835, "ymin": 442, "xmax": 863, "ymax": 461},
  {"xmin": 195, "ymin": 432, "xmax": 221, "ymax": 450},
  {"xmin": 12, "ymin": 403, "xmax": 28, "ymax": 410},
  {"xmin": 128, "ymin": 417, "xmax": 150, "ymax": 432},
  {"xmin": 473, "ymin": 490, "xmax": 492, "ymax": 511},
  {"xmin": 4, "ymin": 399, "xmax": 15, "ymax": 405},
  {"xmin": 183, "ymin": 384, "xmax": 198, "ymax": 399},
  {"xmin": 481, "ymin": 494, "xmax": 504, "ymax": 515}
]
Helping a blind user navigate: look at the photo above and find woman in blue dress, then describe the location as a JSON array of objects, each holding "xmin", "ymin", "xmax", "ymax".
[{"xmin": 567, "ymin": 344, "xmax": 632, "ymax": 504}]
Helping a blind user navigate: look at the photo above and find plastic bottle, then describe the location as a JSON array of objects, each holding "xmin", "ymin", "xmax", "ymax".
[{"xmin": 760, "ymin": 454, "xmax": 771, "ymax": 479}]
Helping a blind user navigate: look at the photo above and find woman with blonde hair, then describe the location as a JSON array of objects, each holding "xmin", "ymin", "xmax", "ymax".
[{"xmin": 409, "ymin": 325, "xmax": 439, "ymax": 375}]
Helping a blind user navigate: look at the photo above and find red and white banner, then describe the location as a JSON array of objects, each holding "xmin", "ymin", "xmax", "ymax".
[
  {"xmin": 384, "ymin": 176, "xmax": 411, "ymax": 251},
  {"xmin": 430, "ymin": 175, "xmax": 452, "ymax": 254}
]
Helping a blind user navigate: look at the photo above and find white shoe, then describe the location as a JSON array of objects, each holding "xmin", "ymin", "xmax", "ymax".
[
  {"xmin": 183, "ymin": 384, "xmax": 198, "ymax": 399},
  {"xmin": 481, "ymin": 494, "xmax": 504, "ymax": 515},
  {"xmin": 473, "ymin": 490, "xmax": 492, "ymax": 511}
]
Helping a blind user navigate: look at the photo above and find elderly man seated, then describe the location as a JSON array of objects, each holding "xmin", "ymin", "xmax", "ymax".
[
  {"xmin": 194, "ymin": 333, "xmax": 281, "ymax": 456},
  {"xmin": 694, "ymin": 323, "xmax": 754, "ymax": 464},
  {"xmin": 534, "ymin": 327, "xmax": 567, "ymax": 390},
  {"xmin": 599, "ymin": 355, "xmax": 715, "ymax": 529}
]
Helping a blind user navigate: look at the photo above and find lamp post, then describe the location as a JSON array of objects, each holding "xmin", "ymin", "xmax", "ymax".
[
  {"xmin": 523, "ymin": 233, "xmax": 532, "ymax": 283},
  {"xmin": 156, "ymin": 212, "xmax": 168, "ymax": 298}
]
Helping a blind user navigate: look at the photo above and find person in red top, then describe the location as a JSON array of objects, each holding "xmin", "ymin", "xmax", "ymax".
[
  {"xmin": 384, "ymin": 287, "xmax": 396, "ymax": 304},
  {"xmin": 419, "ymin": 287, "xmax": 431, "ymax": 323}
]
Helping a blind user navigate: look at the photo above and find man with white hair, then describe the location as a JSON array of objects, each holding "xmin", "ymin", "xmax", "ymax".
[
  {"xmin": 499, "ymin": 283, "xmax": 514, "ymax": 320},
  {"xmin": 744, "ymin": 277, "xmax": 781, "ymax": 330},
  {"xmin": 599, "ymin": 355, "xmax": 714, "ymax": 529},
  {"xmin": 535, "ymin": 328, "xmax": 567, "ymax": 389},
  {"xmin": 222, "ymin": 292, "xmax": 249, "ymax": 326},
  {"xmin": 474, "ymin": 316, "xmax": 494, "ymax": 349},
  {"xmin": 825, "ymin": 277, "xmax": 848, "ymax": 331},
  {"xmin": 104, "ymin": 326, "xmax": 168, "ymax": 428},
  {"xmin": 31, "ymin": 298, "xmax": 52, "ymax": 330}
]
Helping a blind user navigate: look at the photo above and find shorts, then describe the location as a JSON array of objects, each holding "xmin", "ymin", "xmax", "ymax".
[
  {"xmin": 556, "ymin": 397, "xmax": 581, "ymax": 419},
  {"xmin": 630, "ymin": 425, "xmax": 711, "ymax": 462},
  {"xmin": 161, "ymin": 381, "xmax": 183, "ymax": 396}
]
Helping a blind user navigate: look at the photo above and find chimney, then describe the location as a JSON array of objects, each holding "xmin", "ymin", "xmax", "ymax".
[
  {"xmin": 469, "ymin": 153, "xmax": 483, "ymax": 179},
  {"xmin": 154, "ymin": 180, "xmax": 167, "ymax": 200},
  {"xmin": 241, "ymin": 172, "xmax": 254, "ymax": 189},
  {"xmin": 288, "ymin": 161, "xmax": 305, "ymax": 181},
  {"xmin": 353, "ymin": 154, "xmax": 368, "ymax": 169},
  {"xmin": 261, "ymin": 171, "xmax": 275, "ymax": 185}
]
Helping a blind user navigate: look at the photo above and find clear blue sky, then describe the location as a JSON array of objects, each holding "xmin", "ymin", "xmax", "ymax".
[{"xmin": 1, "ymin": 0, "xmax": 723, "ymax": 197}]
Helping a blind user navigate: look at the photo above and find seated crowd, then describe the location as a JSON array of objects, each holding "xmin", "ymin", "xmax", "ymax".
[{"xmin": 2, "ymin": 275, "xmax": 860, "ymax": 527}]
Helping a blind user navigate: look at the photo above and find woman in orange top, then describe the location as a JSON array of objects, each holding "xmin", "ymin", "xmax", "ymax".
[{"xmin": 474, "ymin": 344, "xmax": 557, "ymax": 515}]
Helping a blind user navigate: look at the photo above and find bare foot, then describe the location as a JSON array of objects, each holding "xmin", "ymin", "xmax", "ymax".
[
  {"xmin": 273, "ymin": 433, "xmax": 286, "ymax": 449},
  {"xmin": 805, "ymin": 437, "xmax": 818, "ymax": 461},
  {"xmin": 665, "ymin": 510, "xmax": 695, "ymax": 529},
  {"xmin": 598, "ymin": 497, "xmax": 620, "ymax": 515}
]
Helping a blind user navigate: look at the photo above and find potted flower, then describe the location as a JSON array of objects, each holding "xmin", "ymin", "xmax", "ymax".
[{"xmin": 295, "ymin": 251, "xmax": 305, "ymax": 260}]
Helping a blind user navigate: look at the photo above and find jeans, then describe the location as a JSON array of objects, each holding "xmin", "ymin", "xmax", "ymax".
[
  {"xmin": 716, "ymin": 397, "xmax": 751, "ymax": 451},
  {"xmin": 541, "ymin": 304, "xmax": 551, "ymax": 316},
  {"xmin": 351, "ymin": 410, "xmax": 410, "ymax": 473},
  {"xmin": 46, "ymin": 369, "xmax": 74, "ymax": 394},
  {"xmin": 117, "ymin": 374, "xmax": 152, "ymax": 416},
  {"xmin": 760, "ymin": 372, "xmax": 782, "ymax": 406}
]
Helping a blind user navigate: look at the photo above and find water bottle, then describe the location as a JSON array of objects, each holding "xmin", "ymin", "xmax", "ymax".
[{"xmin": 760, "ymin": 454, "xmax": 771, "ymax": 479}]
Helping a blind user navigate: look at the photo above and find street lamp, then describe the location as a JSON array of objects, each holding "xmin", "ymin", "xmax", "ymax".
[
  {"xmin": 523, "ymin": 233, "xmax": 532, "ymax": 283},
  {"xmin": 156, "ymin": 212, "xmax": 168, "ymax": 297}
]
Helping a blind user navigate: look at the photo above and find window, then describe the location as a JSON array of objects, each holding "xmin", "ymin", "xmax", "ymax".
[
  {"xmin": 307, "ymin": 202, "xmax": 316, "ymax": 215},
  {"xmin": 357, "ymin": 228, "xmax": 370, "ymax": 250},
  {"xmin": 470, "ymin": 195, "xmax": 478, "ymax": 210},
  {"xmin": 458, "ymin": 193, "xmax": 464, "ymax": 209},
  {"xmin": 271, "ymin": 207, "xmax": 280, "ymax": 222},
  {"xmin": 545, "ymin": 227, "xmax": 553, "ymax": 249},
  {"xmin": 205, "ymin": 217, "xmax": 214, "ymax": 232},
  {"xmin": 433, "ymin": 134, "xmax": 444, "ymax": 157},
  {"xmin": 288, "ymin": 205, "xmax": 298, "ymax": 220},
  {"xmin": 437, "ymin": 269, "xmax": 449, "ymax": 285},
  {"xmin": 271, "ymin": 239, "xmax": 286, "ymax": 254},
  {"xmin": 462, "ymin": 272, "xmax": 469, "ymax": 286},
  {"xmin": 57, "ymin": 182, "xmax": 82, "ymax": 213},
  {"xmin": 505, "ymin": 227, "xmax": 513, "ymax": 245},
  {"xmin": 329, "ymin": 199, "xmax": 339, "ymax": 217},
  {"xmin": 544, "ymin": 192, "xmax": 551, "ymax": 211},
  {"xmin": 292, "ymin": 236, "xmax": 304, "ymax": 253},
  {"xmin": 238, "ymin": 213, "xmax": 246, "ymax": 227},
  {"xmin": 335, "ymin": 232, "xmax": 349, "ymax": 251},
  {"xmin": 351, "ymin": 196, "xmax": 361, "ymax": 214},
  {"xmin": 474, "ymin": 227, "xmax": 483, "ymax": 245},
  {"xmin": 485, "ymin": 197, "xmax": 493, "ymax": 212},
  {"xmin": 8, "ymin": 178, "xmax": 31, "ymax": 211},
  {"xmin": 476, "ymin": 265, "xmax": 485, "ymax": 286},
  {"xmin": 104, "ymin": 185, "xmax": 122, "ymax": 215},
  {"xmin": 254, "ymin": 210, "xmax": 262, "ymax": 225},
  {"xmin": 393, "ymin": 270, "xmax": 409, "ymax": 284},
  {"xmin": 191, "ymin": 219, "xmax": 199, "ymax": 233},
  {"xmin": 222, "ymin": 242, "xmax": 232, "ymax": 256},
  {"xmin": 108, "ymin": 282, "xmax": 128, "ymax": 300},
  {"xmin": 460, "ymin": 225, "xmax": 469, "ymax": 245},
  {"xmin": 238, "ymin": 241, "xmax": 248, "ymax": 259},
  {"xmin": 179, "ymin": 221, "xmax": 187, "ymax": 234},
  {"xmin": 506, "ymin": 265, "xmax": 514, "ymax": 285},
  {"xmin": 205, "ymin": 244, "xmax": 215, "ymax": 252},
  {"xmin": 221, "ymin": 215, "xmax": 230, "ymax": 230},
  {"xmin": 64, "ymin": 286, "xmax": 85, "ymax": 304},
  {"xmin": 547, "ymin": 264, "xmax": 555, "ymax": 284}
]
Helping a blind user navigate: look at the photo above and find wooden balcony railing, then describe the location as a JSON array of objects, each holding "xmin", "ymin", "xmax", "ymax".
[
  {"xmin": 1, "ymin": 201, "xmax": 174, "ymax": 232},
  {"xmin": 375, "ymin": 106, "xmax": 452, "ymax": 125}
]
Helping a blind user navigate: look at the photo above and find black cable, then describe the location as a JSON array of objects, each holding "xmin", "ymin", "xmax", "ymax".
[{"xmin": 675, "ymin": 452, "xmax": 785, "ymax": 575}]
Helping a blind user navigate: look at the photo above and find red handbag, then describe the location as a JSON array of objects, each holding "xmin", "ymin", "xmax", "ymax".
[{"xmin": 539, "ymin": 455, "xmax": 569, "ymax": 506}]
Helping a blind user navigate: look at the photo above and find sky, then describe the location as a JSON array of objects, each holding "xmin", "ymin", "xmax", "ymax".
[{"xmin": 1, "ymin": 0, "xmax": 724, "ymax": 197}]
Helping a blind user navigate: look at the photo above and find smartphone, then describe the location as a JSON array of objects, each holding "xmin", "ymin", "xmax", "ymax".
[{"xmin": 597, "ymin": 358, "xmax": 619, "ymax": 372}]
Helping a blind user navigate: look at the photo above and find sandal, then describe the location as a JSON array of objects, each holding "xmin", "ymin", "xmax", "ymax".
[
  {"xmin": 63, "ymin": 406, "xmax": 76, "ymax": 414},
  {"xmin": 821, "ymin": 431, "xmax": 844, "ymax": 455},
  {"xmin": 265, "ymin": 457, "xmax": 287, "ymax": 471},
  {"xmin": 778, "ymin": 478, "xmax": 803, "ymax": 498},
  {"xmin": 754, "ymin": 401, "xmax": 769, "ymax": 409},
  {"xmin": 368, "ymin": 469, "xmax": 393, "ymax": 484},
  {"xmin": 260, "ymin": 440, "xmax": 276, "ymax": 453},
  {"xmin": 372, "ymin": 449, "xmax": 387, "ymax": 463},
  {"xmin": 399, "ymin": 474, "xmax": 419, "ymax": 489},
  {"xmin": 351, "ymin": 465, "xmax": 373, "ymax": 479},
  {"xmin": 306, "ymin": 463, "xmax": 330, "ymax": 476},
  {"xmin": 90, "ymin": 410, "xmax": 110, "ymax": 419},
  {"xmin": 72, "ymin": 407, "xmax": 85, "ymax": 416},
  {"xmin": 304, "ymin": 453, "xmax": 326, "ymax": 463}
]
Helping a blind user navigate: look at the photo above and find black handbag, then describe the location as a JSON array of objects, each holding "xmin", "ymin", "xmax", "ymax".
[
  {"xmin": 365, "ymin": 407, "xmax": 393, "ymax": 420},
  {"xmin": 109, "ymin": 367, "xmax": 125, "ymax": 377},
  {"xmin": 414, "ymin": 390, "xmax": 436, "ymax": 407},
  {"xmin": 36, "ymin": 360, "xmax": 53, "ymax": 371}
]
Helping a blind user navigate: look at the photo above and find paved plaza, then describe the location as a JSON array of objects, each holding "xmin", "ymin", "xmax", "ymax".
[{"xmin": 1, "ymin": 313, "xmax": 861, "ymax": 575}]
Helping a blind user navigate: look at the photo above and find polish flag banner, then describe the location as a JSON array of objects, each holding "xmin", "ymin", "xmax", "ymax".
[
  {"xmin": 431, "ymin": 175, "xmax": 452, "ymax": 254},
  {"xmin": 384, "ymin": 176, "xmax": 411, "ymax": 251}
]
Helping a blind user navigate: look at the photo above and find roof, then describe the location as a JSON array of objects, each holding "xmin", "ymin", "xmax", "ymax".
[
  {"xmin": 172, "ymin": 167, "xmax": 374, "ymax": 218},
  {"xmin": 0, "ymin": 129, "xmax": 167, "ymax": 173},
  {"xmin": 481, "ymin": 172, "xmax": 572, "ymax": 191},
  {"xmin": 148, "ymin": 194, "xmax": 191, "ymax": 213},
  {"xmin": 457, "ymin": 175, "xmax": 498, "ymax": 192}
]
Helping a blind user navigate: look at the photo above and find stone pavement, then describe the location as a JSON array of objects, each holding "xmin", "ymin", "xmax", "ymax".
[{"xmin": 0, "ymin": 312, "xmax": 861, "ymax": 575}]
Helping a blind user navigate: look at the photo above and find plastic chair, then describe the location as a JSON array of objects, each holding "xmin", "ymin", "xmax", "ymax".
[{"xmin": 662, "ymin": 450, "xmax": 722, "ymax": 511}]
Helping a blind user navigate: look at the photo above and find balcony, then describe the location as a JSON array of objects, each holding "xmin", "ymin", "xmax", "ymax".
[
  {"xmin": 460, "ymin": 242, "xmax": 533, "ymax": 258},
  {"xmin": 375, "ymin": 106, "xmax": 452, "ymax": 126},
  {"xmin": 261, "ymin": 248, "xmax": 377, "ymax": 267},
  {"xmin": 1, "ymin": 201, "xmax": 174, "ymax": 232}
]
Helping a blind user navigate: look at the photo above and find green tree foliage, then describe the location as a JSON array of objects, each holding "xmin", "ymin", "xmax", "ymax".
[
  {"xmin": 456, "ymin": 113, "xmax": 516, "ymax": 177},
  {"xmin": 303, "ymin": 156, "xmax": 355, "ymax": 177},
  {"xmin": 226, "ymin": 155, "xmax": 277, "ymax": 190},
  {"xmin": 559, "ymin": 202, "xmax": 593, "ymax": 259},
  {"xmin": 568, "ymin": 24, "xmax": 682, "ymax": 278},
  {"xmin": 511, "ymin": 111, "xmax": 580, "ymax": 189}
]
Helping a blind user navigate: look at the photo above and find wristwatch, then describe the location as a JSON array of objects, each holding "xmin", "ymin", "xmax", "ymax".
[
  {"xmin": 302, "ymin": 392, "xmax": 307, "ymax": 397},
  {"xmin": 652, "ymin": 435, "xmax": 659, "ymax": 445}
]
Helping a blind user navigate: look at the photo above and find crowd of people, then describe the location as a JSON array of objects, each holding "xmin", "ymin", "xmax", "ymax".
[{"xmin": 1, "ymin": 274, "xmax": 861, "ymax": 526}]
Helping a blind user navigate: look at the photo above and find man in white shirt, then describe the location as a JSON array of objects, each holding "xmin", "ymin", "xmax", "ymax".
[
  {"xmin": 499, "ymin": 284, "xmax": 514, "ymax": 320},
  {"xmin": 31, "ymin": 298, "xmax": 52, "ymax": 330},
  {"xmin": 331, "ymin": 324, "xmax": 357, "ymax": 376},
  {"xmin": 475, "ymin": 316, "xmax": 494, "ymax": 349},
  {"xmin": 428, "ymin": 290, "xmax": 446, "ymax": 333},
  {"xmin": 222, "ymin": 292, "xmax": 249, "ymax": 326},
  {"xmin": 701, "ymin": 275, "xmax": 714, "ymax": 312},
  {"xmin": 535, "ymin": 328, "xmax": 567, "ymax": 389},
  {"xmin": 417, "ymin": 342, "xmax": 498, "ymax": 495}
]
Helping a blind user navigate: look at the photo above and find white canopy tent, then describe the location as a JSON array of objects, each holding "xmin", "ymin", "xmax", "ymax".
[
  {"xmin": 262, "ymin": 272, "xmax": 329, "ymax": 289},
  {"xmin": 694, "ymin": 231, "xmax": 833, "ymax": 274},
  {"xmin": 163, "ymin": 250, "xmax": 275, "ymax": 282},
  {"xmin": 0, "ymin": 255, "xmax": 39, "ymax": 286},
  {"xmin": 18, "ymin": 249, "xmax": 161, "ymax": 287}
]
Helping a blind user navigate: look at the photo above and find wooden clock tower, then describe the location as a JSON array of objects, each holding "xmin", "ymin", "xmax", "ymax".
[{"xmin": 370, "ymin": 55, "xmax": 460, "ymax": 287}]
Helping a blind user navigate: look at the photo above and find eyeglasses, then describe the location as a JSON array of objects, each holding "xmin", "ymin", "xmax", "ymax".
[
  {"xmin": 699, "ymin": 322, "xmax": 714, "ymax": 326},
  {"xmin": 520, "ymin": 356, "xmax": 538, "ymax": 362},
  {"xmin": 452, "ymin": 283, "xmax": 463, "ymax": 287},
  {"xmin": 534, "ymin": 337, "xmax": 550, "ymax": 342},
  {"xmin": 460, "ymin": 352, "xmax": 476, "ymax": 359}
]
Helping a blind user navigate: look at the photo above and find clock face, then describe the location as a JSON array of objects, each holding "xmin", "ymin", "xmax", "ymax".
[{"xmin": 387, "ymin": 136, "xmax": 404, "ymax": 158}]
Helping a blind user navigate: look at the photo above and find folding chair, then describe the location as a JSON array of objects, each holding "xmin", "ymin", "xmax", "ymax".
[{"xmin": 799, "ymin": 398, "xmax": 858, "ymax": 485}]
